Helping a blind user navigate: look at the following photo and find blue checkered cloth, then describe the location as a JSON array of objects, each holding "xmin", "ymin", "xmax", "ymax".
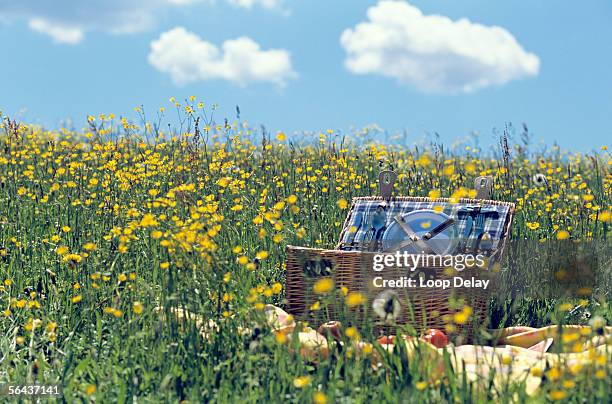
[{"xmin": 339, "ymin": 198, "xmax": 511, "ymax": 252}]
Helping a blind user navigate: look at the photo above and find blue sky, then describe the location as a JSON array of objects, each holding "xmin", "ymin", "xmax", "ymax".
[{"xmin": 1, "ymin": 0, "xmax": 610, "ymax": 150}]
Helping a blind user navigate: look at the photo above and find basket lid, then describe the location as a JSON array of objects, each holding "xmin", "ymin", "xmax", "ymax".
[{"xmin": 337, "ymin": 196, "xmax": 514, "ymax": 253}]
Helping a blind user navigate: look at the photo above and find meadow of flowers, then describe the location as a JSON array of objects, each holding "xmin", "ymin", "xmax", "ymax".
[{"xmin": 0, "ymin": 100, "xmax": 610, "ymax": 402}]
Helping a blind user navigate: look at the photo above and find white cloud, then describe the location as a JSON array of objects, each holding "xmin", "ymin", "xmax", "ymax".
[
  {"xmin": 1, "ymin": 1, "xmax": 163, "ymax": 43},
  {"xmin": 148, "ymin": 27, "xmax": 296, "ymax": 86},
  {"xmin": 28, "ymin": 18, "xmax": 84, "ymax": 44},
  {"xmin": 166, "ymin": 0, "xmax": 204, "ymax": 4},
  {"xmin": 0, "ymin": 0, "xmax": 284, "ymax": 44},
  {"xmin": 340, "ymin": 0, "xmax": 540, "ymax": 93},
  {"xmin": 226, "ymin": 0, "xmax": 283, "ymax": 10},
  {"xmin": 166, "ymin": 0, "xmax": 284, "ymax": 8}
]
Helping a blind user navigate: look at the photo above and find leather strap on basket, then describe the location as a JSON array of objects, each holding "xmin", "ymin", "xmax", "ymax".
[
  {"xmin": 379, "ymin": 170, "xmax": 397, "ymax": 200},
  {"xmin": 474, "ymin": 176, "xmax": 493, "ymax": 199}
]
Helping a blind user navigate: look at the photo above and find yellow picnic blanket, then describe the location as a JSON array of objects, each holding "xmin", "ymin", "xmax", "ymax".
[{"xmin": 159, "ymin": 305, "xmax": 611, "ymax": 396}]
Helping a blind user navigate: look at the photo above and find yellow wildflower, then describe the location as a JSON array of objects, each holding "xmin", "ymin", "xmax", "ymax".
[{"xmin": 313, "ymin": 278, "xmax": 334, "ymax": 294}]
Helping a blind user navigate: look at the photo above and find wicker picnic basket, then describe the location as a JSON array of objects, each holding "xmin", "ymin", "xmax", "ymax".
[{"xmin": 285, "ymin": 173, "xmax": 515, "ymax": 339}]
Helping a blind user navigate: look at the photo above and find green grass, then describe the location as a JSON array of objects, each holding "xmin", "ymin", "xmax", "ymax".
[{"xmin": 0, "ymin": 111, "xmax": 610, "ymax": 402}]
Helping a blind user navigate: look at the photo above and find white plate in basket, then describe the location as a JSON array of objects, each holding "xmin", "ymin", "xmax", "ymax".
[{"xmin": 381, "ymin": 209, "xmax": 458, "ymax": 255}]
